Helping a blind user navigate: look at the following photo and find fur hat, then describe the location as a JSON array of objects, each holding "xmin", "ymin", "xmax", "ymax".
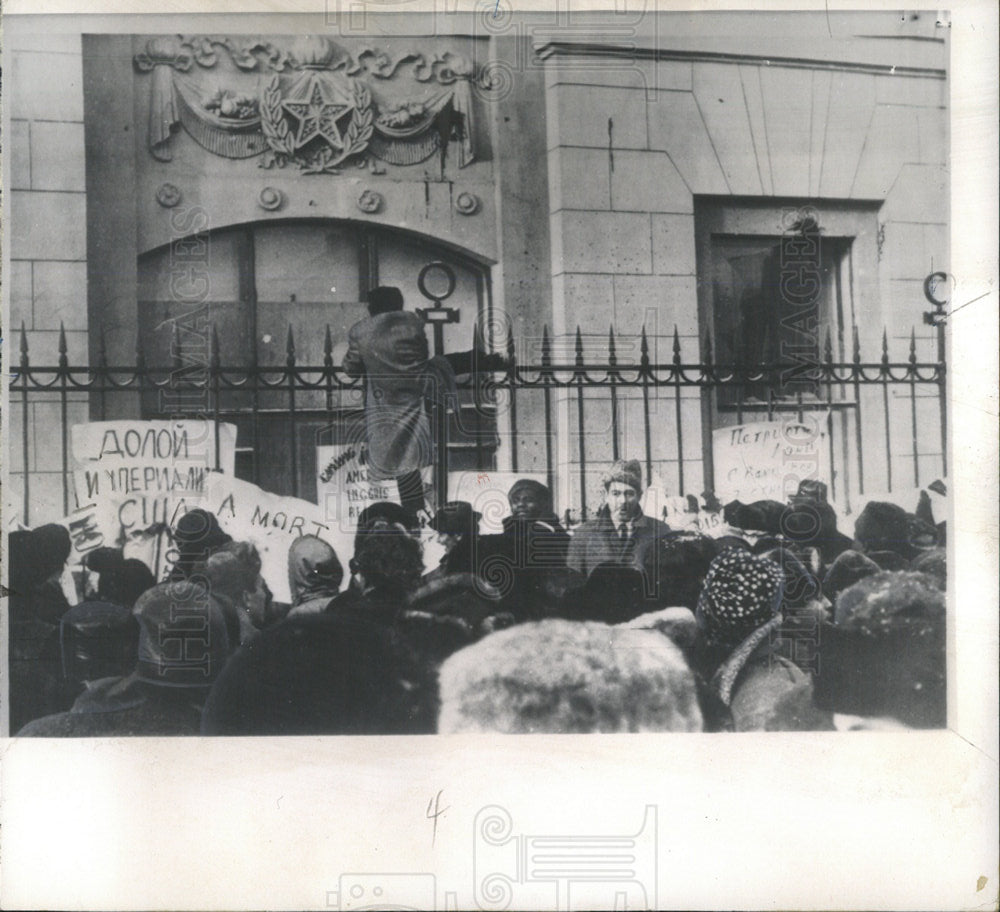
[
  {"xmin": 357, "ymin": 501, "xmax": 419, "ymax": 533},
  {"xmin": 576, "ymin": 562, "xmax": 649, "ymax": 624},
  {"xmin": 437, "ymin": 619, "xmax": 703, "ymax": 733},
  {"xmin": 757, "ymin": 546, "xmax": 821, "ymax": 608},
  {"xmin": 601, "ymin": 459, "xmax": 643, "ymax": 492},
  {"xmin": 833, "ymin": 570, "xmax": 945, "ymax": 628},
  {"xmin": 200, "ymin": 612, "xmax": 437, "ymax": 735},
  {"xmin": 789, "ymin": 479, "xmax": 828, "ymax": 504},
  {"xmin": 60, "ymin": 600, "xmax": 138, "ymax": 686},
  {"xmin": 507, "ymin": 479, "xmax": 553, "ymax": 513},
  {"xmin": 854, "ymin": 501, "xmax": 939, "ymax": 560},
  {"xmin": 429, "ymin": 501, "xmax": 482, "ymax": 535},
  {"xmin": 910, "ymin": 548, "xmax": 946, "ymax": 588},
  {"xmin": 816, "ymin": 571, "xmax": 946, "ymax": 728},
  {"xmin": 822, "ymin": 549, "xmax": 881, "ymax": 601},
  {"xmin": 723, "ymin": 499, "xmax": 786, "ymax": 535}
]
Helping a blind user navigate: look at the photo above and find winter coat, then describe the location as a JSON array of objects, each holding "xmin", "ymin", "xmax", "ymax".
[
  {"xmin": 342, "ymin": 311, "xmax": 457, "ymax": 479},
  {"xmin": 566, "ymin": 507, "xmax": 672, "ymax": 579},
  {"xmin": 705, "ymin": 615, "xmax": 834, "ymax": 732},
  {"xmin": 16, "ymin": 673, "xmax": 206, "ymax": 737}
]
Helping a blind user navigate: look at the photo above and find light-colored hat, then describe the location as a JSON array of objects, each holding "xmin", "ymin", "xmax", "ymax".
[{"xmin": 601, "ymin": 459, "xmax": 643, "ymax": 492}]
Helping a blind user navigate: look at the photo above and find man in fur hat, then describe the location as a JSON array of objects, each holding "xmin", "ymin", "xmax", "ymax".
[{"xmin": 566, "ymin": 459, "xmax": 672, "ymax": 586}]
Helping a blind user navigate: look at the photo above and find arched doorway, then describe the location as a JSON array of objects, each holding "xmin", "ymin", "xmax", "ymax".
[{"xmin": 137, "ymin": 219, "xmax": 496, "ymax": 501}]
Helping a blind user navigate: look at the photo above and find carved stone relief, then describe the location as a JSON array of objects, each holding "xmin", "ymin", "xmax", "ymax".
[{"xmin": 134, "ymin": 35, "xmax": 491, "ymax": 174}]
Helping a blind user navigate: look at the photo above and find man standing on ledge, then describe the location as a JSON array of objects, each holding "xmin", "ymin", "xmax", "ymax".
[
  {"xmin": 567, "ymin": 459, "xmax": 672, "ymax": 580},
  {"xmin": 343, "ymin": 286, "xmax": 449, "ymax": 517},
  {"xmin": 343, "ymin": 286, "xmax": 508, "ymax": 517}
]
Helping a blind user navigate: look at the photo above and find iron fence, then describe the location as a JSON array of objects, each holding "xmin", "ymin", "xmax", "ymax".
[{"xmin": 8, "ymin": 317, "xmax": 946, "ymax": 523}]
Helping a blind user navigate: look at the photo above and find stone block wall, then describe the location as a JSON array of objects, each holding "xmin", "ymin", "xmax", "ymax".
[
  {"xmin": 544, "ymin": 28, "xmax": 948, "ymax": 513},
  {"xmin": 6, "ymin": 32, "xmax": 89, "ymax": 525}
]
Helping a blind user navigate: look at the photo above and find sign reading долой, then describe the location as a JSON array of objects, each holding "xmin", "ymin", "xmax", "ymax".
[
  {"xmin": 65, "ymin": 420, "xmax": 237, "ymax": 578},
  {"xmin": 72, "ymin": 420, "xmax": 236, "ymax": 507},
  {"xmin": 712, "ymin": 416, "xmax": 831, "ymax": 505}
]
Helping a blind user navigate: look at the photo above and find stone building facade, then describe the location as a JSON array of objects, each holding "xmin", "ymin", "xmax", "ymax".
[{"xmin": 4, "ymin": 11, "xmax": 948, "ymax": 523}]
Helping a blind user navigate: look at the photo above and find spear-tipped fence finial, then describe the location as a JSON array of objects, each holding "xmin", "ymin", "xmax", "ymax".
[
  {"xmin": 20, "ymin": 321, "xmax": 29, "ymax": 366},
  {"xmin": 58, "ymin": 322, "xmax": 68, "ymax": 368}
]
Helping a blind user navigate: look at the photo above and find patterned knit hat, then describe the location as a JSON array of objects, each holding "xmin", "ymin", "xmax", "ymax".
[{"xmin": 696, "ymin": 548, "xmax": 785, "ymax": 646}]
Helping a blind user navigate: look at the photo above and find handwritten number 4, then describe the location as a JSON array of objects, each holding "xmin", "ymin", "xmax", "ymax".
[{"xmin": 426, "ymin": 790, "xmax": 450, "ymax": 846}]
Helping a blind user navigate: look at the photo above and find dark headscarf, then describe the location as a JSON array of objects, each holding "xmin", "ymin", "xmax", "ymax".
[
  {"xmin": 29, "ymin": 524, "xmax": 72, "ymax": 580},
  {"xmin": 169, "ymin": 509, "xmax": 232, "ymax": 581},
  {"xmin": 98, "ymin": 559, "xmax": 156, "ymax": 609},
  {"xmin": 288, "ymin": 535, "xmax": 344, "ymax": 607}
]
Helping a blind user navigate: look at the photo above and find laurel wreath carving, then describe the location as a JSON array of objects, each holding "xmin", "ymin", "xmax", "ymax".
[
  {"xmin": 259, "ymin": 74, "xmax": 293, "ymax": 166},
  {"xmin": 259, "ymin": 75, "xmax": 374, "ymax": 173}
]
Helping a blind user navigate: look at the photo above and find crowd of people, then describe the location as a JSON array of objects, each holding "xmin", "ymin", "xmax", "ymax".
[{"xmin": 7, "ymin": 461, "xmax": 947, "ymax": 736}]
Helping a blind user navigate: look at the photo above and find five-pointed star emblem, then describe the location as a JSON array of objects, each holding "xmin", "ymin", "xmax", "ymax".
[{"xmin": 282, "ymin": 75, "xmax": 352, "ymax": 151}]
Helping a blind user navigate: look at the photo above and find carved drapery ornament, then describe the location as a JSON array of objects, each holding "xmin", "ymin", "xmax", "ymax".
[{"xmin": 133, "ymin": 35, "xmax": 485, "ymax": 173}]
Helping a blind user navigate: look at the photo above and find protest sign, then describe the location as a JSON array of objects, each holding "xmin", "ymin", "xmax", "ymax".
[
  {"xmin": 203, "ymin": 474, "xmax": 355, "ymax": 605},
  {"xmin": 71, "ymin": 420, "xmax": 236, "ymax": 506},
  {"xmin": 316, "ymin": 443, "xmax": 432, "ymax": 530},
  {"xmin": 712, "ymin": 416, "xmax": 831, "ymax": 505},
  {"xmin": 61, "ymin": 421, "xmax": 237, "ymax": 581}
]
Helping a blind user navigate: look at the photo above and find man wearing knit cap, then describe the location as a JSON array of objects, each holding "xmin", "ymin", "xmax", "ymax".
[{"xmin": 566, "ymin": 459, "xmax": 672, "ymax": 586}]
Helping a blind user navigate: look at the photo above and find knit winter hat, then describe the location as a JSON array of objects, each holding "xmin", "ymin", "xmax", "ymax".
[
  {"xmin": 696, "ymin": 548, "xmax": 785, "ymax": 647},
  {"xmin": 507, "ymin": 479, "xmax": 553, "ymax": 513},
  {"xmin": 601, "ymin": 459, "xmax": 643, "ymax": 493}
]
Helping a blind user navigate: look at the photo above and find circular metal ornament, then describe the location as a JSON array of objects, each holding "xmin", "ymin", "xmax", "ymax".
[
  {"xmin": 156, "ymin": 183, "xmax": 182, "ymax": 208},
  {"xmin": 258, "ymin": 186, "xmax": 284, "ymax": 211},
  {"xmin": 357, "ymin": 189, "xmax": 383, "ymax": 214},
  {"xmin": 418, "ymin": 261, "xmax": 457, "ymax": 302},
  {"xmin": 455, "ymin": 191, "xmax": 480, "ymax": 215}
]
